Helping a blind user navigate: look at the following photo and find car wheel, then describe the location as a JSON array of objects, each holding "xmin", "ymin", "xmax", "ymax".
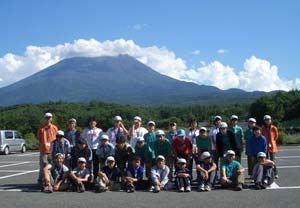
[
  {"xmin": 21, "ymin": 145, "xmax": 26, "ymax": 153},
  {"xmin": 4, "ymin": 146, "xmax": 9, "ymax": 155}
]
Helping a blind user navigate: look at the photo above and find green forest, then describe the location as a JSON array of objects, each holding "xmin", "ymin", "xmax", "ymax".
[{"xmin": 1, "ymin": 90, "xmax": 300, "ymax": 149}]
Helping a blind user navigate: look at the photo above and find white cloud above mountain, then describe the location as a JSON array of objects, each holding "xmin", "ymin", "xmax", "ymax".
[{"xmin": 0, "ymin": 38, "xmax": 299, "ymax": 92}]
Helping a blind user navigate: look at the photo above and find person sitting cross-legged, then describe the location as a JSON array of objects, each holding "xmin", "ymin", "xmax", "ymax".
[
  {"xmin": 151, "ymin": 155, "xmax": 171, "ymax": 193},
  {"xmin": 196, "ymin": 151, "xmax": 216, "ymax": 192},
  {"xmin": 69, "ymin": 157, "xmax": 90, "ymax": 192}
]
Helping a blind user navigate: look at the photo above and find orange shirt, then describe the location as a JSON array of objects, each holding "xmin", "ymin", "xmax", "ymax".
[
  {"xmin": 261, "ymin": 125, "xmax": 278, "ymax": 153},
  {"xmin": 38, "ymin": 123, "xmax": 58, "ymax": 153}
]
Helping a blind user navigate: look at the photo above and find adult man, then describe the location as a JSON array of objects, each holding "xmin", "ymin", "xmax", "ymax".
[
  {"xmin": 37, "ymin": 112, "xmax": 58, "ymax": 185},
  {"xmin": 216, "ymin": 122, "xmax": 237, "ymax": 161},
  {"xmin": 106, "ymin": 116, "xmax": 128, "ymax": 147},
  {"xmin": 128, "ymin": 116, "xmax": 148, "ymax": 148}
]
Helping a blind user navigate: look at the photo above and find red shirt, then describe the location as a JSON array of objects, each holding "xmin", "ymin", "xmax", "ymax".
[{"xmin": 172, "ymin": 137, "xmax": 192, "ymax": 156}]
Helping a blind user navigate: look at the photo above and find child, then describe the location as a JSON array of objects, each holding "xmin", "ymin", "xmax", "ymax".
[
  {"xmin": 42, "ymin": 153, "xmax": 70, "ymax": 193},
  {"xmin": 174, "ymin": 158, "xmax": 191, "ymax": 192},
  {"xmin": 196, "ymin": 151, "xmax": 216, "ymax": 191},
  {"xmin": 125, "ymin": 156, "xmax": 148, "ymax": 193},
  {"xmin": 96, "ymin": 134, "xmax": 115, "ymax": 168},
  {"xmin": 69, "ymin": 157, "xmax": 91, "ymax": 192},
  {"xmin": 150, "ymin": 155, "xmax": 171, "ymax": 193},
  {"xmin": 96, "ymin": 156, "xmax": 121, "ymax": 192},
  {"xmin": 253, "ymin": 152, "xmax": 275, "ymax": 189}
]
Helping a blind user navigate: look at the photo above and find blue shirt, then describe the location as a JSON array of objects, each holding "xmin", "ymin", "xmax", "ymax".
[
  {"xmin": 248, "ymin": 135, "xmax": 268, "ymax": 157},
  {"xmin": 127, "ymin": 165, "xmax": 144, "ymax": 180}
]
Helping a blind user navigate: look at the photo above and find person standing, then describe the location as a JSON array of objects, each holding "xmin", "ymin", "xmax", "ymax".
[
  {"xmin": 228, "ymin": 115, "xmax": 244, "ymax": 162},
  {"xmin": 64, "ymin": 118, "xmax": 80, "ymax": 151},
  {"xmin": 244, "ymin": 118, "xmax": 257, "ymax": 175},
  {"xmin": 209, "ymin": 116, "xmax": 222, "ymax": 166},
  {"xmin": 128, "ymin": 116, "xmax": 148, "ymax": 148},
  {"xmin": 106, "ymin": 116, "xmax": 128, "ymax": 147},
  {"xmin": 144, "ymin": 121, "xmax": 157, "ymax": 151},
  {"xmin": 81, "ymin": 117, "xmax": 102, "ymax": 181},
  {"xmin": 261, "ymin": 115, "xmax": 279, "ymax": 179},
  {"xmin": 37, "ymin": 112, "xmax": 58, "ymax": 185}
]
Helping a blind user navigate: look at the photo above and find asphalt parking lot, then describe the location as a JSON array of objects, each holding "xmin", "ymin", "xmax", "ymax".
[{"xmin": 0, "ymin": 146, "xmax": 300, "ymax": 208}]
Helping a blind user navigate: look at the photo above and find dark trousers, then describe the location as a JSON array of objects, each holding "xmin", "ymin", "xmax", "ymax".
[
  {"xmin": 197, "ymin": 170, "xmax": 216, "ymax": 186},
  {"xmin": 175, "ymin": 177, "xmax": 191, "ymax": 189},
  {"xmin": 91, "ymin": 149, "xmax": 99, "ymax": 180}
]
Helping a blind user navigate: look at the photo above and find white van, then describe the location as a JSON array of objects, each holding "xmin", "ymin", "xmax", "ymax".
[{"xmin": 0, "ymin": 130, "xmax": 26, "ymax": 155}]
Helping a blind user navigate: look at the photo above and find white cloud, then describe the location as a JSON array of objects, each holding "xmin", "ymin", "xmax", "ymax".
[
  {"xmin": 217, "ymin": 49, "xmax": 229, "ymax": 54},
  {"xmin": 192, "ymin": 50, "xmax": 200, "ymax": 55},
  {"xmin": 0, "ymin": 38, "xmax": 299, "ymax": 92}
]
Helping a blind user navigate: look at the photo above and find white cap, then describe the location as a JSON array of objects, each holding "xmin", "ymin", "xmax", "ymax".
[
  {"xmin": 113, "ymin": 116, "xmax": 122, "ymax": 121},
  {"xmin": 78, "ymin": 157, "xmax": 86, "ymax": 163},
  {"xmin": 56, "ymin": 130, "xmax": 64, "ymax": 136},
  {"xmin": 201, "ymin": 151, "xmax": 211, "ymax": 160},
  {"xmin": 264, "ymin": 115, "xmax": 272, "ymax": 120},
  {"xmin": 225, "ymin": 150, "xmax": 235, "ymax": 157},
  {"xmin": 199, "ymin": 127, "xmax": 207, "ymax": 131},
  {"xmin": 215, "ymin": 115, "xmax": 222, "ymax": 120},
  {"xmin": 219, "ymin": 122, "xmax": 228, "ymax": 128},
  {"xmin": 101, "ymin": 134, "xmax": 109, "ymax": 140},
  {"xmin": 55, "ymin": 153, "xmax": 64, "ymax": 158},
  {"xmin": 136, "ymin": 137, "xmax": 145, "ymax": 142},
  {"xmin": 248, "ymin": 118, "xmax": 257, "ymax": 123},
  {"xmin": 69, "ymin": 118, "xmax": 77, "ymax": 123},
  {"xmin": 231, "ymin": 115, "xmax": 238, "ymax": 120},
  {"xmin": 44, "ymin": 112, "xmax": 53, "ymax": 117},
  {"xmin": 147, "ymin": 121, "xmax": 156, "ymax": 126},
  {"xmin": 257, "ymin": 152, "xmax": 267, "ymax": 158},
  {"xmin": 134, "ymin": 116, "xmax": 142, "ymax": 122},
  {"xmin": 156, "ymin": 155, "xmax": 165, "ymax": 161},
  {"xmin": 177, "ymin": 158, "xmax": 187, "ymax": 164},
  {"xmin": 156, "ymin": 130, "xmax": 165, "ymax": 136},
  {"xmin": 106, "ymin": 156, "xmax": 115, "ymax": 162}
]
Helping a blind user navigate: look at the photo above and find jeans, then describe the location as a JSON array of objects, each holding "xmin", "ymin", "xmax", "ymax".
[{"xmin": 197, "ymin": 170, "xmax": 216, "ymax": 186}]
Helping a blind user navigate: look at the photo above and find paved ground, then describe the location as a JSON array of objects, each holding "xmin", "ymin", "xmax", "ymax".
[{"xmin": 0, "ymin": 146, "xmax": 300, "ymax": 208}]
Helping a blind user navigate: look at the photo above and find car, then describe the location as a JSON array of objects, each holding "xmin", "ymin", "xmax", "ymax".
[{"xmin": 0, "ymin": 130, "xmax": 26, "ymax": 155}]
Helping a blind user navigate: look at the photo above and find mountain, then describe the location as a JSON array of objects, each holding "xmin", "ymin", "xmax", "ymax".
[{"xmin": 0, "ymin": 55, "xmax": 267, "ymax": 106}]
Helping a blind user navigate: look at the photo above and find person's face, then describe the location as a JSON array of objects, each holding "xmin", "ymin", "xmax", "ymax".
[
  {"xmin": 220, "ymin": 127, "xmax": 227, "ymax": 135},
  {"xmin": 258, "ymin": 157, "xmax": 265, "ymax": 163},
  {"xmin": 57, "ymin": 135, "xmax": 64, "ymax": 142},
  {"xmin": 254, "ymin": 129, "xmax": 261, "ymax": 138},
  {"xmin": 265, "ymin": 119, "xmax": 272, "ymax": 125},
  {"xmin": 136, "ymin": 141, "xmax": 144, "ymax": 147},
  {"xmin": 170, "ymin": 124, "xmax": 177, "ymax": 132},
  {"xmin": 114, "ymin": 120, "xmax": 121, "ymax": 127},
  {"xmin": 133, "ymin": 160, "xmax": 140, "ymax": 168},
  {"xmin": 227, "ymin": 154, "xmax": 235, "ymax": 162},
  {"xmin": 78, "ymin": 161, "xmax": 86, "ymax": 169},
  {"xmin": 68, "ymin": 122, "xmax": 76, "ymax": 129},
  {"xmin": 200, "ymin": 130, "xmax": 206, "ymax": 136},
  {"xmin": 101, "ymin": 139, "xmax": 108, "ymax": 145},
  {"xmin": 134, "ymin": 120, "xmax": 141, "ymax": 127},
  {"xmin": 231, "ymin": 119, "xmax": 238, "ymax": 125},
  {"xmin": 178, "ymin": 136, "xmax": 185, "ymax": 141},
  {"xmin": 116, "ymin": 142, "xmax": 125, "ymax": 148},
  {"xmin": 148, "ymin": 125, "xmax": 155, "ymax": 132},
  {"xmin": 157, "ymin": 160, "xmax": 165, "ymax": 168},
  {"xmin": 157, "ymin": 134, "xmax": 164, "ymax": 142},
  {"xmin": 45, "ymin": 116, "xmax": 52, "ymax": 124},
  {"xmin": 89, "ymin": 121, "xmax": 97, "ymax": 128},
  {"xmin": 56, "ymin": 156, "xmax": 64, "ymax": 166},
  {"xmin": 78, "ymin": 143, "xmax": 86, "ymax": 150},
  {"xmin": 248, "ymin": 121, "xmax": 256, "ymax": 128},
  {"xmin": 107, "ymin": 160, "xmax": 115, "ymax": 169},
  {"xmin": 177, "ymin": 163, "xmax": 186, "ymax": 169},
  {"xmin": 191, "ymin": 121, "xmax": 198, "ymax": 129},
  {"xmin": 203, "ymin": 157, "xmax": 211, "ymax": 164},
  {"xmin": 215, "ymin": 119, "xmax": 222, "ymax": 126}
]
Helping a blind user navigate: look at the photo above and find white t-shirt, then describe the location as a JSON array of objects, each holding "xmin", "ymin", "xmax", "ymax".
[
  {"xmin": 130, "ymin": 127, "xmax": 148, "ymax": 148},
  {"xmin": 209, "ymin": 126, "xmax": 219, "ymax": 151},
  {"xmin": 81, "ymin": 127, "xmax": 103, "ymax": 150},
  {"xmin": 186, "ymin": 129, "xmax": 200, "ymax": 145},
  {"xmin": 106, "ymin": 127, "xmax": 125, "ymax": 147}
]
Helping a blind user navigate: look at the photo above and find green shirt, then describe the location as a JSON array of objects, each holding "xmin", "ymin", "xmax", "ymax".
[
  {"xmin": 135, "ymin": 143, "xmax": 155, "ymax": 163},
  {"xmin": 221, "ymin": 160, "xmax": 241, "ymax": 178},
  {"xmin": 229, "ymin": 125, "xmax": 244, "ymax": 152},
  {"xmin": 144, "ymin": 132, "xmax": 156, "ymax": 150},
  {"xmin": 244, "ymin": 128, "xmax": 253, "ymax": 154},
  {"xmin": 196, "ymin": 135, "xmax": 211, "ymax": 152},
  {"xmin": 153, "ymin": 139, "xmax": 171, "ymax": 158}
]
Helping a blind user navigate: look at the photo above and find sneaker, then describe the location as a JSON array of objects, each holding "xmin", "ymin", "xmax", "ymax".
[
  {"xmin": 255, "ymin": 183, "xmax": 262, "ymax": 190},
  {"xmin": 235, "ymin": 184, "xmax": 243, "ymax": 191},
  {"xmin": 205, "ymin": 185, "xmax": 211, "ymax": 192},
  {"xmin": 198, "ymin": 184, "xmax": 205, "ymax": 192},
  {"xmin": 275, "ymin": 174, "xmax": 279, "ymax": 179},
  {"xmin": 153, "ymin": 185, "xmax": 160, "ymax": 193},
  {"xmin": 185, "ymin": 186, "xmax": 191, "ymax": 192},
  {"xmin": 178, "ymin": 187, "xmax": 184, "ymax": 192},
  {"xmin": 127, "ymin": 187, "xmax": 135, "ymax": 193},
  {"xmin": 44, "ymin": 185, "xmax": 53, "ymax": 193},
  {"xmin": 78, "ymin": 183, "xmax": 85, "ymax": 193},
  {"xmin": 263, "ymin": 179, "xmax": 268, "ymax": 185}
]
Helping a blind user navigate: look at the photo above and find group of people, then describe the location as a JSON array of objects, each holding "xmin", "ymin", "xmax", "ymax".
[{"xmin": 37, "ymin": 112, "xmax": 279, "ymax": 193}]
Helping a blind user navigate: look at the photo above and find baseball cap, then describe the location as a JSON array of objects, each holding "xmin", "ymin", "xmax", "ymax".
[
  {"xmin": 101, "ymin": 134, "xmax": 109, "ymax": 140},
  {"xmin": 169, "ymin": 122, "xmax": 177, "ymax": 126},
  {"xmin": 147, "ymin": 121, "xmax": 156, "ymax": 126},
  {"xmin": 177, "ymin": 158, "xmax": 187, "ymax": 164},
  {"xmin": 156, "ymin": 155, "xmax": 165, "ymax": 161},
  {"xmin": 201, "ymin": 151, "xmax": 211, "ymax": 160},
  {"xmin": 68, "ymin": 118, "xmax": 77, "ymax": 123},
  {"xmin": 257, "ymin": 152, "xmax": 267, "ymax": 158},
  {"xmin": 133, "ymin": 116, "xmax": 142, "ymax": 122},
  {"xmin": 214, "ymin": 115, "xmax": 222, "ymax": 120},
  {"xmin": 55, "ymin": 153, "xmax": 64, "ymax": 158},
  {"xmin": 106, "ymin": 156, "xmax": 115, "ymax": 162},
  {"xmin": 78, "ymin": 157, "xmax": 86, "ymax": 163},
  {"xmin": 56, "ymin": 130, "xmax": 64, "ymax": 137},
  {"xmin": 200, "ymin": 127, "xmax": 207, "ymax": 132},
  {"xmin": 264, "ymin": 115, "xmax": 272, "ymax": 120},
  {"xmin": 231, "ymin": 115, "xmax": 238, "ymax": 120},
  {"xmin": 113, "ymin": 116, "xmax": 122, "ymax": 121},
  {"xmin": 177, "ymin": 129, "xmax": 185, "ymax": 137},
  {"xmin": 248, "ymin": 118, "xmax": 257, "ymax": 123},
  {"xmin": 225, "ymin": 150, "xmax": 235, "ymax": 157},
  {"xmin": 219, "ymin": 122, "xmax": 228, "ymax": 128},
  {"xmin": 44, "ymin": 112, "xmax": 53, "ymax": 118},
  {"xmin": 136, "ymin": 137, "xmax": 145, "ymax": 142},
  {"xmin": 156, "ymin": 130, "xmax": 165, "ymax": 136}
]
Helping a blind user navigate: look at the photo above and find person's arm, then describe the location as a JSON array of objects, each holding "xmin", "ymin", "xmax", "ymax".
[
  {"xmin": 150, "ymin": 167, "xmax": 159, "ymax": 184},
  {"xmin": 120, "ymin": 122, "xmax": 129, "ymax": 135},
  {"xmin": 262, "ymin": 159, "xmax": 275, "ymax": 167},
  {"xmin": 160, "ymin": 167, "xmax": 170, "ymax": 186},
  {"xmin": 98, "ymin": 171, "xmax": 109, "ymax": 184},
  {"xmin": 274, "ymin": 126, "xmax": 279, "ymax": 141},
  {"xmin": 128, "ymin": 125, "xmax": 135, "ymax": 138},
  {"xmin": 207, "ymin": 162, "xmax": 217, "ymax": 173}
]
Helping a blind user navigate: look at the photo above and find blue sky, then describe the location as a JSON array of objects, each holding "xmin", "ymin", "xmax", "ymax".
[{"xmin": 0, "ymin": 0, "xmax": 299, "ymax": 91}]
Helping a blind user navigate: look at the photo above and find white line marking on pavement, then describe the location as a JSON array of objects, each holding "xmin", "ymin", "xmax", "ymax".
[
  {"xmin": 241, "ymin": 155, "xmax": 300, "ymax": 160},
  {"xmin": 277, "ymin": 165, "xmax": 300, "ymax": 169},
  {"xmin": 278, "ymin": 148, "xmax": 300, "ymax": 152},
  {"xmin": 0, "ymin": 161, "xmax": 38, "ymax": 164},
  {"xmin": 0, "ymin": 162, "xmax": 29, "ymax": 168},
  {"xmin": 0, "ymin": 170, "xmax": 35, "ymax": 173},
  {"xmin": 15, "ymin": 152, "xmax": 39, "ymax": 157},
  {"xmin": 0, "ymin": 169, "xmax": 38, "ymax": 180}
]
